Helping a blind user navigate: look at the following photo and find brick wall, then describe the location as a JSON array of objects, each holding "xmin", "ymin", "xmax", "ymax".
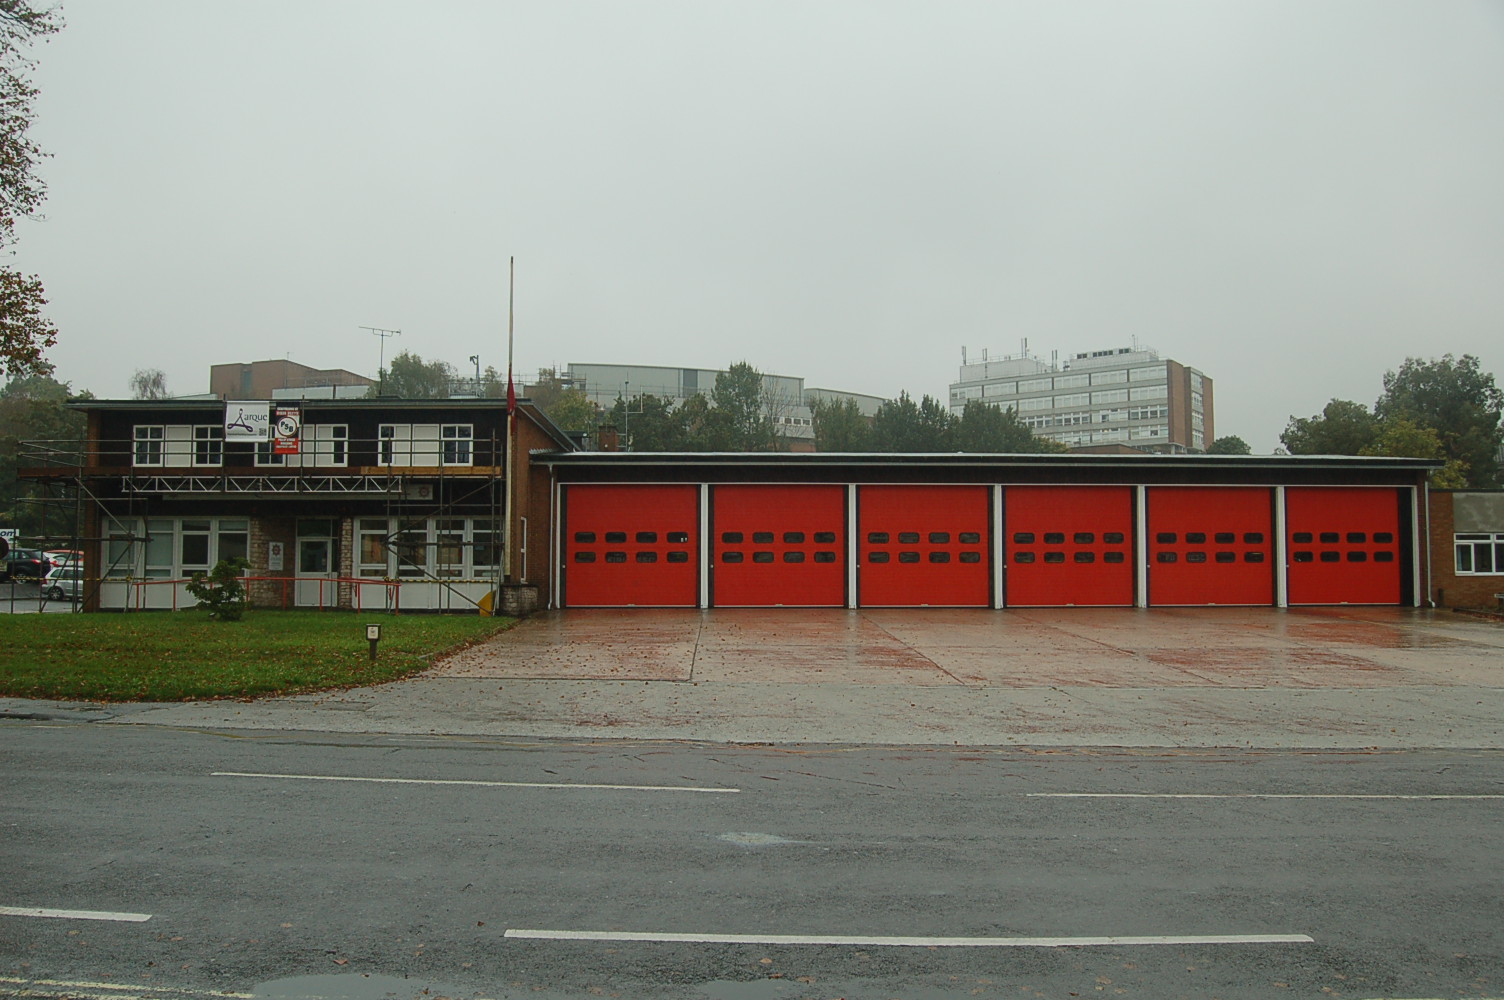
[
  {"xmin": 249, "ymin": 516, "xmax": 297, "ymax": 609},
  {"xmin": 1428, "ymin": 491, "xmax": 1504, "ymax": 608}
]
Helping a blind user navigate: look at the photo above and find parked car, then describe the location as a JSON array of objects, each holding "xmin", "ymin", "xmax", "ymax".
[
  {"xmin": 43, "ymin": 563, "xmax": 84, "ymax": 601},
  {"xmin": 3, "ymin": 548, "xmax": 51, "ymax": 583},
  {"xmin": 44, "ymin": 549, "xmax": 81, "ymax": 568}
]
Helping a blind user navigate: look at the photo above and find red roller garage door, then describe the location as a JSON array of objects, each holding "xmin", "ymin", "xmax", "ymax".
[
  {"xmin": 712, "ymin": 484, "xmax": 846, "ymax": 607},
  {"xmin": 563, "ymin": 484, "xmax": 700, "ymax": 607},
  {"xmin": 857, "ymin": 485, "xmax": 990, "ymax": 607},
  {"xmin": 1146, "ymin": 487, "xmax": 1275, "ymax": 606},
  {"xmin": 1004, "ymin": 486, "xmax": 1134, "ymax": 607},
  {"xmin": 1286, "ymin": 487, "xmax": 1403, "ymax": 605}
]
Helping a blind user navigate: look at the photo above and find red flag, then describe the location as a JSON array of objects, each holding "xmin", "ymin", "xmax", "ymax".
[{"xmin": 507, "ymin": 368, "xmax": 516, "ymax": 416}]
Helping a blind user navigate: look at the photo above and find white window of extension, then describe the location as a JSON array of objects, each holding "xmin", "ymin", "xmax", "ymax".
[
  {"xmin": 1129, "ymin": 384, "xmax": 1168, "ymax": 401},
  {"xmin": 1091, "ymin": 369, "xmax": 1128, "ymax": 385},
  {"xmin": 144, "ymin": 518, "xmax": 176, "ymax": 578},
  {"xmin": 357, "ymin": 518, "xmax": 392, "ymax": 577},
  {"xmin": 1097, "ymin": 408, "xmax": 1128, "ymax": 423},
  {"xmin": 133, "ymin": 426, "xmax": 164, "ymax": 466},
  {"xmin": 982, "ymin": 381, "xmax": 1016, "ymax": 397},
  {"xmin": 1130, "ymin": 425, "xmax": 1165, "ymax": 439},
  {"xmin": 105, "ymin": 519, "xmax": 144, "ymax": 577},
  {"xmin": 356, "ymin": 517, "xmax": 500, "ymax": 578},
  {"xmin": 1054, "ymin": 392, "xmax": 1090, "ymax": 409},
  {"xmin": 1018, "ymin": 377, "xmax": 1052, "ymax": 393},
  {"xmin": 192, "ymin": 425, "xmax": 223, "ymax": 467},
  {"xmin": 304, "ymin": 424, "xmax": 348, "ymax": 468},
  {"xmin": 1129, "ymin": 365, "xmax": 1165, "ymax": 381},
  {"xmin": 1054, "ymin": 373, "xmax": 1090, "ymax": 389},
  {"xmin": 441, "ymin": 424, "xmax": 474, "ymax": 466},
  {"xmin": 1455, "ymin": 534, "xmax": 1504, "ymax": 575},
  {"xmin": 176, "ymin": 519, "xmax": 248, "ymax": 572},
  {"xmin": 1091, "ymin": 388, "xmax": 1128, "ymax": 405},
  {"xmin": 1018, "ymin": 396, "xmax": 1052, "ymax": 411}
]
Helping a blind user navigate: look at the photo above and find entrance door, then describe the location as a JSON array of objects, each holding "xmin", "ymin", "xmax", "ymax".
[{"xmin": 296, "ymin": 537, "xmax": 336, "ymax": 607}]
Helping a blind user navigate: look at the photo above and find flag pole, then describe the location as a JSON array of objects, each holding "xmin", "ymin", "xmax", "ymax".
[{"xmin": 503, "ymin": 255, "xmax": 516, "ymax": 586}]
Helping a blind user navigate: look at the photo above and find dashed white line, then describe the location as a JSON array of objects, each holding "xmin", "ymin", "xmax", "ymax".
[
  {"xmin": 0, "ymin": 978, "xmax": 250, "ymax": 998},
  {"xmin": 1026, "ymin": 793, "xmax": 1504, "ymax": 800},
  {"xmin": 0, "ymin": 906, "xmax": 151, "ymax": 922},
  {"xmin": 503, "ymin": 928, "xmax": 1313, "ymax": 947},
  {"xmin": 212, "ymin": 771, "xmax": 739, "ymax": 793}
]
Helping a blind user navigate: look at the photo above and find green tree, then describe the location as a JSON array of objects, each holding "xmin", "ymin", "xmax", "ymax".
[
  {"xmin": 0, "ymin": 374, "xmax": 90, "ymax": 537},
  {"xmin": 371, "ymin": 350, "xmax": 454, "ymax": 398},
  {"xmin": 711, "ymin": 361, "xmax": 774, "ymax": 451},
  {"xmin": 0, "ymin": 2, "xmax": 63, "ymax": 379},
  {"xmin": 1358, "ymin": 416, "xmax": 1470, "ymax": 489},
  {"xmin": 609, "ymin": 393, "xmax": 685, "ymax": 451},
  {"xmin": 809, "ymin": 397, "xmax": 872, "ymax": 451},
  {"xmin": 1280, "ymin": 399, "xmax": 1379, "ymax": 456},
  {"xmin": 1206, "ymin": 435, "xmax": 1252, "ymax": 455},
  {"xmin": 1375, "ymin": 354, "xmax": 1503, "ymax": 488},
  {"xmin": 953, "ymin": 400, "xmax": 1056, "ymax": 452},
  {"xmin": 544, "ymin": 390, "xmax": 597, "ymax": 433},
  {"xmin": 871, "ymin": 392, "xmax": 956, "ymax": 452}
]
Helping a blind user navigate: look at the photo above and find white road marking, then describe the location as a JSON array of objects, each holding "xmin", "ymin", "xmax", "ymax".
[
  {"xmin": 1027, "ymin": 793, "xmax": 1503, "ymax": 800},
  {"xmin": 0, "ymin": 906, "xmax": 151, "ymax": 922},
  {"xmin": 0, "ymin": 978, "xmax": 250, "ymax": 998},
  {"xmin": 213, "ymin": 771, "xmax": 739, "ymax": 793},
  {"xmin": 503, "ymin": 928, "xmax": 1313, "ymax": 947}
]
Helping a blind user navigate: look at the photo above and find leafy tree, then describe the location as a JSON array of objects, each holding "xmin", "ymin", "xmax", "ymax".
[
  {"xmin": 544, "ymin": 390, "xmax": 597, "ymax": 433},
  {"xmin": 0, "ymin": 374, "xmax": 90, "ymax": 537},
  {"xmin": 0, "ymin": 2, "xmax": 63, "ymax": 380},
  {"xmin": 1359, "ymin": 416, "xmax": 1470, "ymax": 489},
  {"xmin": 1280, "ymin": 399, "xmax": 1379, "ymax": 456},
  {"xmin": 708, "ymin": 362, "xmax": 775, "ymax": 451},
  {"xmin": 809, "ymin": 397, "xmax": 871, "ymax": 451},
  {"xmin": 1206, "ymin": 435, "xmax": 1252, "ymax": 455},
  {"xmin": 609, "ymin": 393, "xmax": 684, "ymax": 451},
  {"xmin": 871, "ymin": 392, "xmax": 955, "ymax": 451},
  {"xmin": 129, "ymin": 368, "xmax": 170, "ymax": 400},
  {"xmin": 1375, "ymin": 354, "xmax": 1503, "ymax": 488},
  {"xmin": 952, "ymin": 400, "xmax": 1045, "ymax": 452},
  {"xmin": 371, "ymin": 350, "xmax": 454, "ymax": 398}
]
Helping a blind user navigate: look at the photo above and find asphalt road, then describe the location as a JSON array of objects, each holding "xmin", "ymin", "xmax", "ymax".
[
  {"xmin": 2, "ymin": 723, "xmax": 1501, "ymax": 1000},
  {"xmin": 0, "ymin": 583, "xmax": 75, "ymax": 614}
]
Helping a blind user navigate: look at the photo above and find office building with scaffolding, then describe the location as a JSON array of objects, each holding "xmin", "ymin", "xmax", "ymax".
[{"xmin": 19, "ymin": 398, "xmax": 572, "ymax": 613}]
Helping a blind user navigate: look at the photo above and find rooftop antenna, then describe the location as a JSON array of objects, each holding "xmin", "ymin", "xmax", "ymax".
[
  {"xmin": 962, "ymin": 346, "xmax": 968, "ymax": 365},
  {"xmin": 360, "ymin": 326, "xmax": 401, "ymax": 393}
]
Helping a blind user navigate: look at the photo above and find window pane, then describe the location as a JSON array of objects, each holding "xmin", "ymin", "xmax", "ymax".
[
  {"xmin": 182, "ymin": 533, "xmax": 210, "ymax": 567},
  {"xmin": 218, "ymin": 532, "xmax": 248, "ymax": 564}
]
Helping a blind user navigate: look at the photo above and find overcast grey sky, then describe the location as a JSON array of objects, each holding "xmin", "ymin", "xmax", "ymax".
[{"xmin": 14, "ymin": 0, "xmax": 1504, "ymax": 450}]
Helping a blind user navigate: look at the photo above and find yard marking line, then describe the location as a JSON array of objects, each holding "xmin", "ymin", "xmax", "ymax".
[
  {"xmin": 1026, "ymin": 793, "xmax": 1503, "ymax": 800},
  {"xmin": 0, "ymin": 979, "xmax": 251, "ymax": 999},
  {"xmin": 503, "ymin": 929, "xmax": 1313, "ymax": 947},
  {"xmin": 213, "ymin": 771, "xmax": 739, "ymax": 793},
  {"xmin": 0, "ymin": 906, "xmax": 151, "ymax": 922}
]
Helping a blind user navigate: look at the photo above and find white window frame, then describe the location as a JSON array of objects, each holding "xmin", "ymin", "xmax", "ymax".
[
  {"xmin": 192, "ymin": 425, "xmax": 223, "ymax": 468},
  {"xmin": 441, "ymin": 424, "xmax": 474, "ymax": 466},
  {"xmin": 133, "ymin": 426, "xmax": 164, "ymax": 467},
  {"xmin": 1455, "ymin": 533, "xmax": 1503, "ymax": 575}
]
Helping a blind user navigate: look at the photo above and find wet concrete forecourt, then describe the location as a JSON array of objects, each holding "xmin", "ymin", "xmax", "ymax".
[{"xmin": 19, "ymin": 605, "xmax": 1502, "ymax": 750}]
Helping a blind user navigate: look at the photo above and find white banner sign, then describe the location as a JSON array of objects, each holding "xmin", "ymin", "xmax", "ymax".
[{"xmin": 224, "ymin": 401, "xmax": 271, "ymax": 442}]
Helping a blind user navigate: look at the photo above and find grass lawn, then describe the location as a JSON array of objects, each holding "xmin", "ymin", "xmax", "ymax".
[{"xmin": 0, "ymin": 610, "xmax": 515, "ymax": 702}]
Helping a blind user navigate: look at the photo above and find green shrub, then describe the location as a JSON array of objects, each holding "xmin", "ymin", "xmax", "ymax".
[{"xmin": 185, "ymin": 557, "xmax": 250, "ymax": 621}]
